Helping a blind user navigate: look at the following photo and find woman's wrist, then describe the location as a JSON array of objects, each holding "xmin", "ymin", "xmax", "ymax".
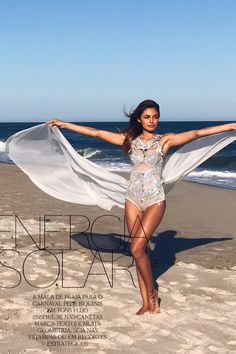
[
  {"xmin": 62, "ymin": 122, "xmax": 70, "ymax": 129},
  {"xmin": 230, "ymin": 122, "xmax": 236, "ymax": 130}
]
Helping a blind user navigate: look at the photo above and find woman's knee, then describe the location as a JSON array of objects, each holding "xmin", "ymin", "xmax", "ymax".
[{"xmin": 130, "ymin": 243, "xmax": 146, "ymax": 259}]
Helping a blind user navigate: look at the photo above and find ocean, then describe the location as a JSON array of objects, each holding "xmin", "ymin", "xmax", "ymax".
[{"xmin": 0, "ymin": 121, "xmax": 236, "ymax": 190}]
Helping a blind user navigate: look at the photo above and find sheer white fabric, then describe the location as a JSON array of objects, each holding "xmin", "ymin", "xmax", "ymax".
[
  {"xmin": 0, "ymin": 141, "xmax": 5, "ymax": 152},
  {"xmin": 161, "ymin": 130, "xmax": 236, "ymax": 193},
  {"xmin": 1, "ymin": 124, "xmax": 236, "ymax": 210}
]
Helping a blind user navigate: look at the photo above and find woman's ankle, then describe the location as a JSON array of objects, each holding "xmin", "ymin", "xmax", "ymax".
[{"xmin": 147, "ymin": 289, "xmax": 155, "ymax": 297}]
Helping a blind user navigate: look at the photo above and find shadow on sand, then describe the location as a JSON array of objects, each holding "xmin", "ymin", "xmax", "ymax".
[{"xmin": 71, "ymin": 230, "xmax": 232, "ymax": 288}]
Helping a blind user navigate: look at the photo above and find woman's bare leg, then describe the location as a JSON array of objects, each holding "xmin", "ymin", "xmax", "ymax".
[
  {"xmin": 135, "ymin": 245, "xmax": 150, "ymax": 314},
  {"xmin": 125, "ymin": 200, "xmax": 166, "ymax": 314},
  {"xmin": 132, "ymin": 201, "xmax": 166, "ymax": 313},
  {"xmin": 125, "ymin": 201, "xmax": 149, "ymax": 314}
]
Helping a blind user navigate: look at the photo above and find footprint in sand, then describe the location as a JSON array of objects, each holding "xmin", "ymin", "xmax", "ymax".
[
  {"xmin": 224, "ymin": 300, "xmax": 236, "ymax": 306},
  {"xmin": 185, "ymin": 263, "xmax": 199, "ymax": 270},
  {"xmin": 166, "ymin": 309, "xmax": 178, "ymax": 315},
  {"xmin": 110, "ymin": 331, "xmax": 134, "ymax": 345},
  {"xmin": 228, "ymin": 340, "xmax": 236, "ymax": 345},
  {"xmin": 203, "ymin": 269, "xmax": 219, "ymax": 274},
  {"xmin": 198, "ymin": 312, "xmax": 214, "ymax": 320},
  {"xmin": 188, "ymin": 348, "xmax": 207, "ymax": 354},
  {"xmin": 216, "ymin": 317, "xmax": 228, "ymax": 323},
  {"xmin": 158, "ymin": 329, "xmax": 170, "ymax": 337},
  {"xmin": 185, "ymin": 274, "xmax": 196, "ymax": 280},
  {"xmin": 208, "ymin": 345, "xmax": 222, "ymax": 352},
  {"xmin": 183, "ymin": 283, "xmax": 191, "ymax": 288},
  {"xmin": 146, "ymin": 338, "xmax": 157, "ymax": 343},
  {"xmin": 171, "ymin": 293, "xmax": 186, "ymax": 303},
  {"xmin": 160, "ymin": 287, "xmax": 168, "ymax": 293},
  {"xmin": 200, "ymin": 287, "xmax": 234, "ymax": 296}
]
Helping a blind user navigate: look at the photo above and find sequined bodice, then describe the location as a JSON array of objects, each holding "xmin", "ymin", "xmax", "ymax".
[{"xmin": 126, "ymin": 134, "xmax": 164, "ymax": 200}]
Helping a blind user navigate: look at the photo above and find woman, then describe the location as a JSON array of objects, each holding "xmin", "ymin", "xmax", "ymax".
[{"xmin": 46, "ymin": 99, "xmax": 236, "ymax": 316}]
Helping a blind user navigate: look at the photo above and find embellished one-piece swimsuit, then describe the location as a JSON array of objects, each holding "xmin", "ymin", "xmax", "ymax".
[{"xmin": 125, "ymin": 134, "xmax": 166, "ymax": 211}]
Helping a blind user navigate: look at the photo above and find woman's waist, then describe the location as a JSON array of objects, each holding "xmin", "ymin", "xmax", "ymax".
[
  {"xmin": 126, "ymin": 181, "xmax": 165, "ymax": 198},
  {"xmin": 130, "ymin": 169, "xmax": 162, "ymax": 179},
  {"xmin": 127, "ymin": 171, "xmax": 164, "ymax": 190}
]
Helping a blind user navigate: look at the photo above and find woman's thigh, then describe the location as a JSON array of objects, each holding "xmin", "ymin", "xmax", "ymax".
[
  {"xmin": 125, "ymin": 199, "xmax": 144, "ymax": 237},
  {"xmin": 139, "ymin": 200, "xmax": 166, "ymax": 240},
  {"xmin": 125, "ymin": 199, "xmax": 166, "ymax": 248},
  {"xmin": 129, "ymin": 200, "xmax": 166, "ymax": 253}
]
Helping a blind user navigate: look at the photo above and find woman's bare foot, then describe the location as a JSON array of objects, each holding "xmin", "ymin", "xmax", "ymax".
[
  {"xmin": 135, "ymin": 304, "xmax": 149, "ymax": 315},
  {"xmin": 148, "ymin": 289, "xmax": 161, "ymax": 314}
]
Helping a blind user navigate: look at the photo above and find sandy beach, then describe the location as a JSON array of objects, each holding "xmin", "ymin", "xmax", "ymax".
[{"xmin": 0, "ymin": 162, "xmax": 236, "ymax": 354}]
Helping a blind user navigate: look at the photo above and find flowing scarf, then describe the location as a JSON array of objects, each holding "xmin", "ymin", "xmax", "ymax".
[{"xmin": 1, "ymin": 124, "xmax": 236, "ymax": 210}]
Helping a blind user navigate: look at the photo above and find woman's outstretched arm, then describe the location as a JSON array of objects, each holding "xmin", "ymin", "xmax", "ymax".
[
  {"xmin": 161, "ymin": 122, "xmax": 236, "ymax": 152},
  {"xmin": 45, "ymin": 119, "xmax": 126, "ymax": 146}
]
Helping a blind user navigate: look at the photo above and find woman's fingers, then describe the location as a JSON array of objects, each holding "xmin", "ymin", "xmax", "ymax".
[
  {"xmin": 45, "ymin": 120, "xmax": 54, "ymax": 126},
  {"xmin": 45, "ymin": 119, "xmax": 64, "ymax": 128},
  {"xmin": 45, "ymin": 119, "xmax": 56, "ymax": 126}
]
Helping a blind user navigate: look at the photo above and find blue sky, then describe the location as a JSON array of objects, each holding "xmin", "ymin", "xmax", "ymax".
[{"xmin": 0, "ymin": 0, "xmax": 235, "ymax": 121}]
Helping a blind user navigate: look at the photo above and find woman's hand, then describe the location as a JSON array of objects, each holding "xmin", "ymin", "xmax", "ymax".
[{"xmin": 45, "ymin": 119, "xmax": 66, "ymax": 128}]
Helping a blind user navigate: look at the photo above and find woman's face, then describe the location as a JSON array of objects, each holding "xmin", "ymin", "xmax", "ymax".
[{"xmin": 138, "ymin": 107, "xmax": 159, "ymax": 132}]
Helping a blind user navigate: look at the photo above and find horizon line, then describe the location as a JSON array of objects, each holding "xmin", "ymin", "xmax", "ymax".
[{"xmin": 0, "ymin": 119, "xmax": 235, "ymax": 123}]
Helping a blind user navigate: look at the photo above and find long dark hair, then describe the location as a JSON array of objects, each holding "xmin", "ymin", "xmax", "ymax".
[{"xmin": 122, "ymin": 99, "xmax": 160, "ymax": 154}]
